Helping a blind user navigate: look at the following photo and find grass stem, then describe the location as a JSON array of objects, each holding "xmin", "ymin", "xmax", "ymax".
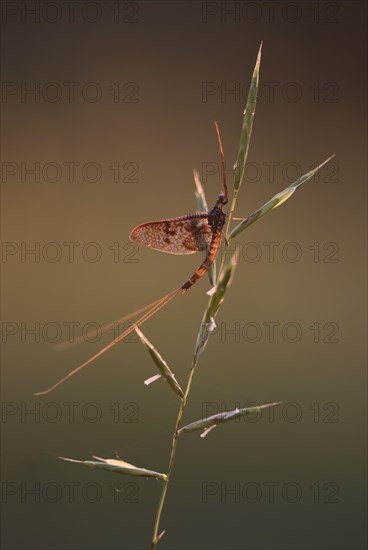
[{"xmin": 151, "ymin": 361, "xmax": 198, "ymax": 548}]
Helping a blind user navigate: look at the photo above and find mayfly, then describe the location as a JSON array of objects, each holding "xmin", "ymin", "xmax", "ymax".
[{"xmin": 35, "ymin": 122, "xmax": 228, "ymax": 396}]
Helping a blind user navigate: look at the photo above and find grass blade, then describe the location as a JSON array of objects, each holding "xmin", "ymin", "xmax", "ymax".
[
  {"xmin": 194, "ymin": 169, "xmax": 216, "ymax": 286},
  {"xmin": 60, "ymin": 456, "xmax": 166, "ymax": 481},
  {"xmin": 194, "ymin": 253, "xmax": 237, "ymax": 360},
  {"xmin": 135, "ymin": 326, "xmax": 184, "ymax": 399},
  {"xmin": 224, "ymin": 42, "xmax": 262, "ymax": 239},
  {"xmin": 193, "ymin": 168, "xmax": 208, "ymax": 212},
  {"xmin": 229, "ymin": 155, "xmax": 335, "ymax": 240},
  {"xmin": 178, "ymin": 402, "xmax": 281, "ymax": 436},
  {"xmin": 234, "ymin": 42, "xmax": 262, "ymax": 194}
]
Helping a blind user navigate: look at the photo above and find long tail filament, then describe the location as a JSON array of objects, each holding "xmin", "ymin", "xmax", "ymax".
[{"xmin": 34, "ymin": 288, "xmax": 180, "ymax": 396}]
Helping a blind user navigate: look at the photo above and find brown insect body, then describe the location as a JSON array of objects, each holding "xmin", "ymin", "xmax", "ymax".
[
  {"xmin": 181, "ymin": 193, "xmax": 227, "ymax": 291},
  {"xmin": 129, "ymin": 192, "xmax": 228, "ymax": 292}
]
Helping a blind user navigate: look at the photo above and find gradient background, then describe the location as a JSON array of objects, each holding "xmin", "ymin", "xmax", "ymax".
[{"xmin": 1, "ymin": 1, "xmax": 367, "ymax": 549}]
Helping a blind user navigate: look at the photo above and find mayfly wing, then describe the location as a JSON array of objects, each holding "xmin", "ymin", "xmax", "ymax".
[{"xmin": 129, "ymin": 213, "xmax": 211, "ymax": 255}]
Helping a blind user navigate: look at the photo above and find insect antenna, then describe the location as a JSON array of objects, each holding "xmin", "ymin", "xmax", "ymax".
[{"xmin": 214, "ymin": 121, "xmax": 228, "ymax": 202}]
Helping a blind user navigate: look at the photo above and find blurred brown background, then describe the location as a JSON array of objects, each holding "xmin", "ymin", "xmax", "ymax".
[{"xmin": 1, "ymin": 1, "xmax": 366, "ymax": 549}]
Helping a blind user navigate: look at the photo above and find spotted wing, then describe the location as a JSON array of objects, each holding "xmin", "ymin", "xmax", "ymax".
[{"xmin": 129, "ymin": 214, "xmax": 212, "ymax": 255}]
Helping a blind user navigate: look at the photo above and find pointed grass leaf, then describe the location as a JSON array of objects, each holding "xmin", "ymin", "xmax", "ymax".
[
  {"xmin": 193, "ymin": 168, "xmax": 208, "ymax": 212},
  {"xmin": 229, "ymin": 155, "xmax": 335, "ymax": 240},
  {"xmin": 203, "ymin": 253, "xmax": 237, "ymax": 323},
  {"xmin": 194, "ymin": 169, "xmax": 216, "ymax": 286},
  {"xmin": 234, "ymin": 42, "xmax": 262, "ymax": 196},
  {"xmin": 224, "ymin": 42, "xmax": 262, "ymax": 241},
  {"xmin": 144, "ymin": 373, "xmax": 162, "ymax": 386},
  {"xmin": 155, "ymin": 531, "xmax": 166, "ymax": 544},
  {"xmin": 60, "ymin": 456, "xmax": 167, "ymax": 481},
  {"xmin": 178, "ymin": 402, "xmax": 281, "ymax": 436},
  {"xmin": 194, "ymin": 254, "xmax": 237, "ymax": 359},
  {"xmin": 135, "ymin": 326, "xmax": 184, "ymax": 399},
  {"xmin": 208, "ymin": 259, "xmax": 217, "ymax": 288}
]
